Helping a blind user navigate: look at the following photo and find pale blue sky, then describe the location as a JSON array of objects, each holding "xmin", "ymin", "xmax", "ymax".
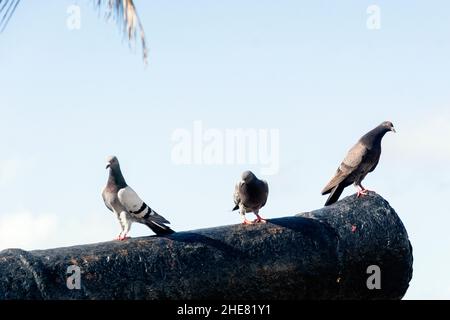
[{"xmin": 1, "ymin": 1, "xmax": 450, "ymax": 300}]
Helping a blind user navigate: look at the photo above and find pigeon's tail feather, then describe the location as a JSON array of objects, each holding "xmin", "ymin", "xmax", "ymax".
[
  {"xmin": 148, "ymin": 210, "xmax": 171, "ymax": 225},
  {"xmin": 145, "ymin": 221, "xmax": 175, "ymax": 236},
  {"xmin": 324, "ymin": 184, "xmax": 345, "ymax": 206},
  {"xmin": 232, "ymin": 204, "xmax": 239, "ymax": 211}
]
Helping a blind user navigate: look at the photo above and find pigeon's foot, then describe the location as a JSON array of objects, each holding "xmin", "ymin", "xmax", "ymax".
[
  {"xmin": 254, "ymin": 215, "xmax": 267, "ymax": 224},
  {"xmin": 117, "ymin": 234, "xmax": 130, "ymax": 241},
  {"xmin": 356, "ymin": 189, "xmax": 371, "ymax": 198},
  {"xmin": 115, "ymin": 234, "xmax": 123, "ymax": 241},
  {"xmin": 242, "ymin": 219, "xmax": 254, "ymax": 225}
]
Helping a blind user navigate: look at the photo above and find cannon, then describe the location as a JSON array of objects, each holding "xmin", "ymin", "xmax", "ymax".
[{"xmin": 0, "ymin": 192, "xmax": 413, "ymax": 300}]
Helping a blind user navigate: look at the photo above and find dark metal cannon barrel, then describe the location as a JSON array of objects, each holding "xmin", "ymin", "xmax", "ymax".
[{"xmin": 0, "ymin": 193, "xmax": 413, "ymax": 300}]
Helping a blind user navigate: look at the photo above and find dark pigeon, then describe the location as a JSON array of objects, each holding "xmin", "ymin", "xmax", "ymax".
[
  {"xmin": 321, "ymin": 121, "xmax": 396, "ymax": 206},
  {"xmin": 102, "ymin": 156, "xmax": 174, "ymax": 240},
  {"xmin": 233, "ymin": 171, "xmax": 269, "ymax": 224}
]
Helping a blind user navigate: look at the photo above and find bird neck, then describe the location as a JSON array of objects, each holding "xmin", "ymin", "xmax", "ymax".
[
  {"xmin": 108, "ymin": 166, "xmax": 127, "ymax": 189},
  {"xmin": 361, "ymin": 126, "xmax": 388, "ymax": 148}
]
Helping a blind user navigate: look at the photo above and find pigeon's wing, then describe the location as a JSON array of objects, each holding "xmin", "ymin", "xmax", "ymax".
[
  {"xmin": 232, "ymin": 181, "xmax": 242, "ymax": 211},
  {"xmin": 260, "ymin": 180, "xmax": 269, "ymax": 207},
  {"xmin": 321, "ymin": 142, "xmax": 369, "ymax": 195},
  {"xmin": 368, "ymin": 155, "xmax": 380, "ymax": 173},
  {"xmin": 101, "ymin": 187, "xmax": 114, "ymax": 213},
  {"xmin": 118, "ymin": 186, "xmax": 170, "ymax": 225}
]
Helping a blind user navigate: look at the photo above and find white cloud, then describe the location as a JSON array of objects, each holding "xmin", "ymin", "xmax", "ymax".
[
  {"xmin": 0, "ymin": 211, "xmax": 120, "ymax": 252},
  {"xmin": 0, "ymin": 212, "xmax": 58, "ymax": 251}
]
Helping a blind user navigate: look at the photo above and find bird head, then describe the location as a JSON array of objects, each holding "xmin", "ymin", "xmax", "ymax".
[
  {"xmin": 241, "ymin": 170, "xmax": 256, "ymax": 183},
  {"xmin": 381, "ymin": 121, "xmax": 396, "ymax": 133},
  {"xmin": 106, "ymin": 156, "xmax": 119, "ymax": 169}
]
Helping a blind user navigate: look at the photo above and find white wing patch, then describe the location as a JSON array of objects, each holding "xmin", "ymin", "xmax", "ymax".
[
  {"xmin": 118, "ymin": 186, "xmax": 170, "ymax": 224},
  {"xmin": 118, "ymin": 186, "xmax": 148, "ymax": 218}
]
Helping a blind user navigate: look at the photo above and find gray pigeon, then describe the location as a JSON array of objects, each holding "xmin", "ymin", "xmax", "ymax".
[
  {"xmin": 102, "ymin": 156, "xmax": 174, "ymax": 240},
  {"xmin": 232, "ymin": 171, "xmax": 269, "ymax": 224},
  {"xmin": 322, "ymin": 121, "xmax": 396, "ymax": 206}
]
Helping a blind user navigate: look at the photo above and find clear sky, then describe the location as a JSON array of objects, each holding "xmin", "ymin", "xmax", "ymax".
[{"xmin": 1, "ymin": 0, "xmax": 450, "ymax": 300}]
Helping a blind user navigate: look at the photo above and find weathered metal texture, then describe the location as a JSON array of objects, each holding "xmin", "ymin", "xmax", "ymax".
[{"xmin": 0, "ymin": 192, "xmax": 413, "ymax": 300}]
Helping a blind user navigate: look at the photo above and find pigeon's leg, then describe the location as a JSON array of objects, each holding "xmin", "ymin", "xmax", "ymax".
[
  {"xmin": 253, "ymin": 210, "xmax": 267, "ymax": 224},
  {"xmin": 240, "ymin": 208, "xmax": 253, "ymax": 225},
  {"xmin": 115, "ymin": 227, "xmax": 124, "ymax": 241},
  {"xmin": 356, "ymin": 184, "xmax": 371, "ymax": 198},
  {"xmin": 115, "ymin": 212, "xmax": 125, "ymax": 240},
  {"xmin": 118, "ymin": 212, "xmax": 132, "ymax": 241}
]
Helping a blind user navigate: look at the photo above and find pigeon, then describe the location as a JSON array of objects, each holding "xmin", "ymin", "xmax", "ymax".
[
  {"xmin": 321, "ymin": 121, "xmax": 396, "ymax": 206},
  {"xmin": 232, "ymin": 171, "xmax": 269, "ymax": 225},
  {"xmin": 102, "ymin": 156, "xmax": 174, "ymax": 240}
]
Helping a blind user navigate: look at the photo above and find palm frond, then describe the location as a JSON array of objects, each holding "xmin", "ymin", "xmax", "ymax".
[
  {"xmin": 0, "ymin": 0, "xmax": 20, "ymax": 33},
  {"xmin": 95, "ymin": 0, "xmax": 148, "ymax": 64},
  {"xmin": 0, "ymin": 0, "xmax": 148, "ymax": 64}
]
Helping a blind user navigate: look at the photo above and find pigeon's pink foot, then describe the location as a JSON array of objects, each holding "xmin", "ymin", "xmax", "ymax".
[
  {"xmin": 118, "ymin": 235, "xmax": 130, "ymax": 241},
  {"xmin": 115, "ymin": 235, "xmax": 123, "ymax": 241},
  {"xmin": 356, "ymin": 189, "xmax": 371, "ymax": 198},
  {"xmin": 243, "ymin": 219, "xmax": 254, "ymax": 225},
  {"xmin": 254, "ymin": 215, "xmax": 267, "ymax": 224}
]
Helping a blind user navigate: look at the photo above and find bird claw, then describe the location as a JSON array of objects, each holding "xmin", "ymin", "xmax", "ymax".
[
  {"xmin": 242, "ymin": 219, "xmax": 254, "ymax": 225},
  {"xmin": 116, "ymin": 235, "xmax": 130, "ymax": 241},
  {"xmin": 356, "ymin": 189, "xmax": 370, "ymax": 198},
  {"xmin": 254, "ymin": 217, "xmax": 267, "ymax": 224}
]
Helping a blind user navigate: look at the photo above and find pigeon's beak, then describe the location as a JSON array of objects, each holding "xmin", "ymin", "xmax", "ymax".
[{"xmin": 391, "ymin": 127, "xmax": 396, "ymax": 133}]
